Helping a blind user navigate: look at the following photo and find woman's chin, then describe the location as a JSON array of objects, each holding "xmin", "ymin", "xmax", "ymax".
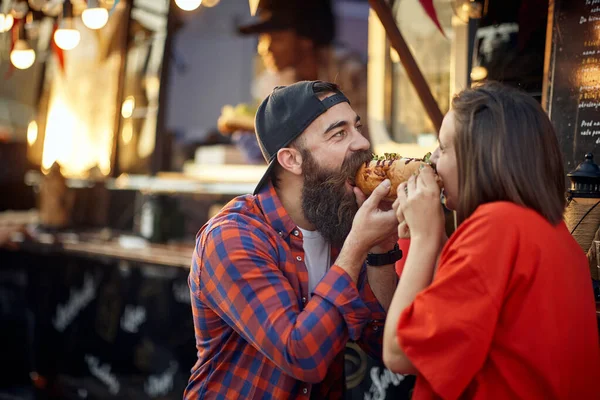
[{"xmin": 442, "ymin": 192, "xmax": 455, "ymax": 211}]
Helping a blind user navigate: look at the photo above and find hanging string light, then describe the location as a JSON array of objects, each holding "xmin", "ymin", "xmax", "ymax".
[
  {"xmin": 175, "ymin": 0, "xmax": 202, "ymax": 12},
  {"xmin": 54, "ymin": 0, "xmax": 80, "ymax": 50},
  {"xmin": 0, "ymin": 0, "xmax": 14, "ymax": 33},
  {"xmin": 82, "ymin": 0, "xmax": 108, "ymax": 30},
  {"xmin": 10, "ymin": 18, "xmax": 36, "ymax": 70}
]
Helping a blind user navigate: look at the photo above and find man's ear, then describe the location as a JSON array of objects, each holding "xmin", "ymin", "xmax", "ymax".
[{"xmin": 276, "ymin": 148, "xmax": 303, "ymax": 176}]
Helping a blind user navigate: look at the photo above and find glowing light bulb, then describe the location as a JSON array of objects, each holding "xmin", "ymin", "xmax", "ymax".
[
  {"xmin": 10, "ymin": 40, "xmax": 36, "ymax": 70},
  {"xmin": 27, "ymin": 121, "xmax": 38, "ymax": 146},
  {"xmin": 121, "ymin": 96, "xmax": 135, "ymax": 118},
  {"xmin": 175, "ymin": 0, "xmax": 202, "ymax": 11},
  {"xmin": 54, "ymin": 27, "xmax": 80, "ymax": 50},
  {"xmin": 0, "ymin": 13, "xmax": 14, "ymax": 32},
  {"xmin": 82, "ymin": 7, "xmax": 109, "ymax": 30},
  {"xmin": 470, "ymin": 66, "xmax": 488, "ymax": 81}
]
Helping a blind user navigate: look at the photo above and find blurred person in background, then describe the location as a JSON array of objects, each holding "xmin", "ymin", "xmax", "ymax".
[{"xmin": 217, "ymin": 0, "xmax": 368, "ymax": 164}]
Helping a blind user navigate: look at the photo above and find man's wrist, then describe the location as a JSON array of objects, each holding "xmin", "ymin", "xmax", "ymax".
[
  {"xmin": 336, "ymin": 235, "xmax": 369, "ymax": 282},
  {"xmin": 367, "ymin": 243, "xmax": 403, "ymax": 267},
  {"xmin": 370, "ymin": 243, "xmax": 396, "ymax": 254},
  {"xmin": 344, "ymin": 233, "xmax": 370, "ymax": 258}
]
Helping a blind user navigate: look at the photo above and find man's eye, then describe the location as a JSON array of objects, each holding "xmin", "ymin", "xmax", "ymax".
[
  {"xmin": 333, "ymin": 130, "xmax": 347, "ymax": 138},
  {"xmin": 356, "ymin": 124, "xmax": 363, "ymax": 132}
]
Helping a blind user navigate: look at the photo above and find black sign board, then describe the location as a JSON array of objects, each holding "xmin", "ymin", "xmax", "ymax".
[{"xmin": 544, "ymin": 0, "xmax": 600, "ymax": 176}]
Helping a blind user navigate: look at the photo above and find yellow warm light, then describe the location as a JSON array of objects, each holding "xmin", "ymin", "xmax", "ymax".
[
  {"xmin": 10, "ymin": 40, "xmax": 36, "ymax": 70},
  {"xmin": 202, "ymin": 0, "xmax": 220, "ymax": 7},
  {"xmin": 470, "ymin": 66, "xmax": 488, "ymax": 81},
  {"xmin": 82, "ymin": 7, "xmax": 109, "ymax": 30},
  {"xmin": 122, "ymin": 119, "xmax": 133, "ymax": 144},
  {"xmin": 0, "ymin": 13, "xmax": 14, "ymax": 33},
  {"xmin": 175, "ymin": 0, "xmax": 202, "ymax": 11},
  {"xmin": 42, "ymin": 96, "xmax": 111, "ymax": 178},
  {"xmin": 390, "ymin": 48, "xmax": 400, "ymax": 64},
  {"xmin": 121, "ymin": 96, "xmax": 135, "ymax": 118},
  {"xmin": 27, "ymin": 120, "xmax": 38, "ymax": 146},
  {"xmin": 54, "ymin": 28, "xmax": 81, "ymax": 50}
]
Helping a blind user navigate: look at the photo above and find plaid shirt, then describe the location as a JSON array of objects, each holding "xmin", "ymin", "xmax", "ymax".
[{"xmin": 185, "ymin": 181, "xmax": 386, "ymax": 399}]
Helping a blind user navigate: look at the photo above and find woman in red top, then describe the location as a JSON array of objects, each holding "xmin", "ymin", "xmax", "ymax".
[{"xmin": 383, "ymin": 82, "xmax": 600, "ymax": 399}]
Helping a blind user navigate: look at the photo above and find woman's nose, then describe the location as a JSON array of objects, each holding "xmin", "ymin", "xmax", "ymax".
[{"xmin": 430, "ymin": 147, "xmax": 440, "ymax": 164}]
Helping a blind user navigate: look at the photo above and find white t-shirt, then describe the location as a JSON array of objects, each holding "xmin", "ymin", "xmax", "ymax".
[{"xmin": 298, "ymin": 227, "xmax": 331, "ymax": 297}]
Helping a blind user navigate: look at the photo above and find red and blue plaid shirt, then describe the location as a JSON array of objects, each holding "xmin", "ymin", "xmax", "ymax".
[{"xmin": 185, "ymin": 182, "xmax": 386, "ymax": 399}]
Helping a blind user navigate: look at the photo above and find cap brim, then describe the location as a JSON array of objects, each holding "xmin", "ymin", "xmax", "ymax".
[
  {"xmin": 253, "ymin": 157, "xmax": 277, "ymax": 195},
  {"xmin": 238, "ymin": 14, "xmax": 292, "ymax": 35},
  {"xmin": 238, "ymin": 18, "xmax": 287, "ymax": 35}
]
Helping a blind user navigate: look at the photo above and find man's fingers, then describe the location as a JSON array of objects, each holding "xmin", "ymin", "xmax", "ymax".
[
  {"xmin": 363, "ymin": 179, "xmax": 391, "ymax": 208},
  {"xmin": 379, "ymin": 200, "xmax": 394, "ymax": 211}
]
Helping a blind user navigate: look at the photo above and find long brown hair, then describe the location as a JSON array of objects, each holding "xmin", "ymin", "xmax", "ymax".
[{"xmin": 452, "ymin": 82, "xmax": 566, "ymax": 225}]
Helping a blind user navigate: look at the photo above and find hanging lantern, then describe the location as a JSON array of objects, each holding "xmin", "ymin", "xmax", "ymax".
[
  {"xmin": 564, "ymin": 153, "xmax": 600, "ymax": 281},
  {"xmin": 82, "ymin": 0, "xmax": 108, "ymax": 30}
]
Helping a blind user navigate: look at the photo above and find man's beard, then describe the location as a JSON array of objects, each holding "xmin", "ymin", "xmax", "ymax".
[{"xmin": 300, "ymin": 148, "xmax": 372, "ymax": 248}]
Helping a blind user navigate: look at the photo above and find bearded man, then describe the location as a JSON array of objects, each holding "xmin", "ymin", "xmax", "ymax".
[{"xmin": 185, "ymin": 81, "xmax": 401, "ymax": 400}]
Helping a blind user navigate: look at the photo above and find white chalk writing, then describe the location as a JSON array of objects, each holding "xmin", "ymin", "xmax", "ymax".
[
  {"xmin": 579, "ymin": 101, "xmax": 600, "ymax": 109},
  {"xmin": 85, "ymin": 354, "xmax": 120, "ymax": 395},
  {"xmin": 364, "ymin": 366, "xmax": 407, "ymax": 400},
  {"xmin": 172, "ymin": 281, "xmax": 191, "ymax": 304},
  {"xmin": 53, "ymin": 274, "xmax": 96, "ymax": 332},
  {"xmin": 120, "ymin": 305, "xmax": 147, "ymax": 333},
  {"xmin": 145, "ymin": 361, "xmax": 178, "ymax": 398}
]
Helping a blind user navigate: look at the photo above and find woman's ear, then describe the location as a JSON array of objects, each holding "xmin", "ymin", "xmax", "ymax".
[{"xmin": 276, "ymin": 148, "xmax": 303, "ymax": 176}]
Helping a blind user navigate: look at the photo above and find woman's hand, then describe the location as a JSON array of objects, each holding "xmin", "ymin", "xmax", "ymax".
[
  {"xmin": 397, "ymin": 167, "xmax": 444, "ymax": 245},
  {"xmin": 392, "ymin": 199, "xmax": 410, "ymax": 239}
]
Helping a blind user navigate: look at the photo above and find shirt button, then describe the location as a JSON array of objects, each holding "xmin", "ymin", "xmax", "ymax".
[
  {"xmin": 278, "ymin": 231, "xmax": 283, "ymax": 236},
  {"xmin": 373, "ymin": 325, "xmax": 379, "ymax": 331},
  {"xmin": 293, "ymin": 230, "xmax": 299, "ymax": 236},
  {"xmin": 296, "ymin": 256, "xmax": 302, "ymax": 261},
  {"xmin": 302, "ymin": 297, "xmax": 306, "ymax": 303},
  {"xmin": 302, "ymin": 388, "xmax": 308, "ymax": 394}
]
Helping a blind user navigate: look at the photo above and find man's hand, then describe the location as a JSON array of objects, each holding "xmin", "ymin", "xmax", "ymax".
[
  {"xmin": 349, "ymin": 179, "xmax": 399, "ymax": 254},
  {"xmin": 346, "ymin": 179, "xmax": 398, "ymax": 254},
  {"xmin": 335, "ymin": 179, "xmax": 399, "ymax": 282}
]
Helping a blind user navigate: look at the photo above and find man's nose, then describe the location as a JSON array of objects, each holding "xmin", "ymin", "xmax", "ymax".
[{"xmin": 350, "ymin": 128, "xmax": 370, "ymax": 152}]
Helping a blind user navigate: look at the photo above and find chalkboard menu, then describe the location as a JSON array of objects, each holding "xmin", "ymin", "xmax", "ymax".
[{"xmin": 545, "ymin": 0, "xmax": 600, "ymax": 175}]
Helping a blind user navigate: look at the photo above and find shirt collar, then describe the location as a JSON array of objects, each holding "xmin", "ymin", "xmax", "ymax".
[{"xmin": 256, "ymin": 180, "xmax": 298, "ymax": 239}]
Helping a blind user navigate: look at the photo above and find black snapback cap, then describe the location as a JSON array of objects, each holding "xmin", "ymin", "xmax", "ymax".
[{"xmin": 253, "ymin": 80, "xmax": 349, "ymax": 194}]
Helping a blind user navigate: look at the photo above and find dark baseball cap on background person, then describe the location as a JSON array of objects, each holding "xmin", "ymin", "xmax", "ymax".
[
  {"xmin": 238, "ymin": 0, "xmax": 336, "ymax": 47},
  {"xmin": 253, "ymin": 81, "xmax": 350, "ymax": 195}
]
